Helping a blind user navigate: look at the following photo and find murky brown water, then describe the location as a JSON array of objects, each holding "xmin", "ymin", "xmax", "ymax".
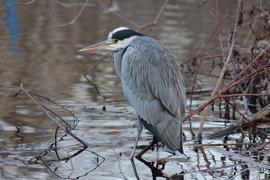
[{"xmin": 1, "ymin": 0, "xmax": 270, "ymax": 180}]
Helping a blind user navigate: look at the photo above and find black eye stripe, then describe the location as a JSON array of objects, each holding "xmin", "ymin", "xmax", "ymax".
[{"xmin": 112, "ymin": 29, "xmax": 145, "ymax": 40}]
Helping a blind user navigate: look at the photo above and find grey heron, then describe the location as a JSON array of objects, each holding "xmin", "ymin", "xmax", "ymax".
[{"xmin": 78, "ymin": 27, "xmax": 186, "ymax": 158}]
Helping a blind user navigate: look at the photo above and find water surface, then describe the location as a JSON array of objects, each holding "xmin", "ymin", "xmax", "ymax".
[{"xmin": 0, "ymin": 0, "xmax": 269, "ymax": 179}]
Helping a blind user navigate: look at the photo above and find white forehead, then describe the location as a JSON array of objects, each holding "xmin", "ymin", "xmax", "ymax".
[{"xmin": 107, "ymin": 27, "xmax": 129, "ymax": 39}]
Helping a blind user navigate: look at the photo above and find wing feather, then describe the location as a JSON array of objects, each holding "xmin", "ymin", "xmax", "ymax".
[{"xmin": 115, "ymin": 36, "xmax": 186, "ymax": 151}]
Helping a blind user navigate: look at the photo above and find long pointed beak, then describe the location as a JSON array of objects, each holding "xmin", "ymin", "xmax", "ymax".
[{"xmin": 78, "ymin": 40, "xmax": 113, "ymax": 52}]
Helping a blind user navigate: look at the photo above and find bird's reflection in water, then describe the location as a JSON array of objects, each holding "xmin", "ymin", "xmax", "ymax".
[
  {"xmin": 130, "ymin": 151, "xmax": 184, "ymax": 180},
  {"xmin": 130, "ymin": 145, "xmax": 184, "ymax": 180}
]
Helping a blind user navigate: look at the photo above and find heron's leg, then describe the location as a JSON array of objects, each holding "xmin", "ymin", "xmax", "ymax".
[
  {"xmin": 151, "ymin": 136, "xmax": 158, "ymax": 151},
  {"xmin": 129, "ymin": 117, "xmax": 143, "ymax": 159},
  {"xmin": 130, "ymin": 157, "xmax": 140, "ymax": 180}
]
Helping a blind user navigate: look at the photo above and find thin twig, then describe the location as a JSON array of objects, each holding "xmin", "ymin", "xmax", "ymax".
[
  {"xmin": 83, "ymin": 52, "xmax": 110, "ymax": 100},
  {"xmin": 0, "ymin": 81, "xmax": 88, "ymax": 150},
  {"xmin": 198, "ymin": 0, "xmax": 243, "ymax": 141},
  {"xmin": 0, "ymin": 0, "xmax": 89, "ymax": 40},
  {"xmin": 136, "ymin": 0, "xmax": 170, "ymax": 31},
  {"xmin": 0, "ymin": 0, "xmax": 36, "ymax": 11},
  {"xmin": 182, "ymin": 45, "xmax": 270, "ymax": 122}
]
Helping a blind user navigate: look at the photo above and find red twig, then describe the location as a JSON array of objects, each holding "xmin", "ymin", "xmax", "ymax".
[
  {"xmin": 136, "ymin": 0, "xmax": 170, "ymax": 31},
  {"xmin": 197, "ymin": 0, "xmax": 243, "ymax": 140},
  {"xmin": 182, "ymin": 45, "xmax": 270, "ymax": 122}
]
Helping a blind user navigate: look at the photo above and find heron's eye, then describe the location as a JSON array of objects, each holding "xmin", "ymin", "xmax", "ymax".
[{"xmin": 114, "ymin": 39, "xmax": 119, "ymax": 43}]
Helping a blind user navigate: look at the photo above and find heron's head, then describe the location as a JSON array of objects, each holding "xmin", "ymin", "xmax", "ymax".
[{"xmin": 78, "ymin": 27, "xmax": 145, "ymax": 52}]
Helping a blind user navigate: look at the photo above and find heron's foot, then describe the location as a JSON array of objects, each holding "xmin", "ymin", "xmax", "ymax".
[{"xmin": 150, "ymin": 137, "xmax": 158, "ymax": 151}]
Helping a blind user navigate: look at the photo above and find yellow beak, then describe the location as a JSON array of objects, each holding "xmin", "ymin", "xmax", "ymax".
[{"xmin": 78, "ymin": 40, "xmax": 114, "ymax": 52}]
